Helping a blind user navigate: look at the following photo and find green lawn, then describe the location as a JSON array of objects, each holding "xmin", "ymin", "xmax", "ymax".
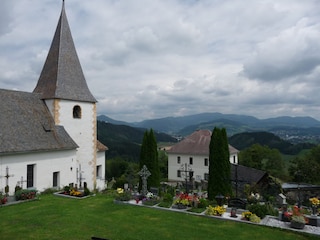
[{"xmin": 0, "ymin": 193, "xmax": 317, "ymax": 240}]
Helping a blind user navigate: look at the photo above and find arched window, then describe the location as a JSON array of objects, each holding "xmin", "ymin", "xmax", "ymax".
[{"xmin": 73, "ymin": 105, "xmax": 81, "ymax": 119}]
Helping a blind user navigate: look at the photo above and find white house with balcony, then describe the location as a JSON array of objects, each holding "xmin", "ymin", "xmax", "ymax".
[{"xmin": 167, "ymin": 129, "xmax": 239, "ymax": 183}]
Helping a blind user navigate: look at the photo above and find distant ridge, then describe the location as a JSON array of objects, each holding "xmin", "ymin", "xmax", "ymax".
[{"xmin": 97, "ymin": 112, "xmax": 320, "ymax": 139}]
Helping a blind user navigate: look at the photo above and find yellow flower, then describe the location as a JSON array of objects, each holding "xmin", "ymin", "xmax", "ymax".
[
  {"xmin": 117, "ymin": 188, "xmax": 124, "ymax": 194},
  {"xmin": 310, "ymin": 197, "xmax": 320, "ymax": 206},
  {"xmin": 242, "ymin": 211, "xmax": 253, "ymax": 220},
  {"xmin": 205, "ymin": 205, "xmax": 226, "ymax": 216}
]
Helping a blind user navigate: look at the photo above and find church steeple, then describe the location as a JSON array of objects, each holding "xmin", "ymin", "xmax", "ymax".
[{"xmin": 33, "ymin": 1, "xmax": 96, "ymax": 103}]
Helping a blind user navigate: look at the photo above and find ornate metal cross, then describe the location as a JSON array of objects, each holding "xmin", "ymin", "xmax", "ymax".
[
  {"xmin": 0, "ymin": 166, "xmax": 14, "ymax": 195},
  {"xmin": 18, "ymin": 176, "xmax": 27, "ymax": 189},
  {"xmin": 138, "ymin": 165, "xmax": 151, "ymax": 196},
  {"xmin": 77, "ymin": 164, "xmax": 85, "ymax": 188},
  {"xmin": 180, "ymin": 163, "xmax": 193, "ymax": 193}
]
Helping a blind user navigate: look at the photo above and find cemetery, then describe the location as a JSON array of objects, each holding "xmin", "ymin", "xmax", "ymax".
[
  {"xmin": 1, "ymin": 164, "xmax": 320, "ymax": 239},
  {"xmin": 111, "ymin": 165, "xmax": 320, "ymax": 236}
]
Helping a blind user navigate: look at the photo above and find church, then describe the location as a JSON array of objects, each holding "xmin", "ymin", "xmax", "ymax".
[{"xmin": 0, "ymin": 2, "xmax": 107, "ymax": 195}]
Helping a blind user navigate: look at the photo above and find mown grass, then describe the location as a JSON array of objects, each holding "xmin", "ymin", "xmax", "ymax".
[{"xmin": 0, "ymin": 193, "xmax": 318, "ymax": 240}]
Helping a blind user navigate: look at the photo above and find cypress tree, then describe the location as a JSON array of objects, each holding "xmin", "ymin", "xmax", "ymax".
[
  {"xmin": 138, "ymin": 131, "xmax": 149, "ymax": 192},
  {"xmin": 139, "ymin": 129, "xmax": 160, "ymax": 192},
  {"xmin": 147, "ymin": 129, "xmax": 160, "ymax": 188},
  {"xmin": 208, "ymin": 127, "xmax": 232, "ymax": 200}
]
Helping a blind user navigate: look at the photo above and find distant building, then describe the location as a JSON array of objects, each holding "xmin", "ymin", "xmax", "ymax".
[
  {"xmin": 167, "ymin": 129, "xmax": 239, "ymax": 183},
  {"xmin": 167, "ymin": 129, "xmax": 270, "ymax": 196},
  {"xmin": 0, "ymin": 2, "xmax": 107, "ymax": 194}
]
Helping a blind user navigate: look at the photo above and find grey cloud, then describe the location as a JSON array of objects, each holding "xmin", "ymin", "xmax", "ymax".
[{"xmin": 243, "ymin": 20, "xmax": 320, "ymax": 81}]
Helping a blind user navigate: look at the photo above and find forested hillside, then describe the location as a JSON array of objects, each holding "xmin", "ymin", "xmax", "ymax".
[
  {"xmin": 228, "ymin": 131, "xmax": 315, "ymax": 154},
  {"xmin": 97, "ymin": 121, "xmax": 177, "ymax": 161}
]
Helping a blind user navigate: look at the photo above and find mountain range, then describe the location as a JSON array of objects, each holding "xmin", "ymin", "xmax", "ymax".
[
  {"xmin": 98, "ymin": 113, "xmax": 320, "ymax": 143},
  {"xmin": 97, "ymin": 113, "xmax": 320, "ymax": 161}
]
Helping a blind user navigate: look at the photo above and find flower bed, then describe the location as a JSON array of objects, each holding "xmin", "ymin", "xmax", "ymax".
[
  {"xmin": 15, "ymin": 189, "xmax": 37, "ymax": 201},
  {"xmin": 54, "ymin": 185, "xmax": 92, "ymax": 199}
]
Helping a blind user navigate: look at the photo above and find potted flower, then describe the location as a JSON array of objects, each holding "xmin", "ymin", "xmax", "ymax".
[
  {"xmin": 205, "ymin": 205, "xmax": 226, "ymax": 216},
  {"xmin": 290, "ymin": 206, "xmax": 307, "ymax": 229},
  {"xmin": 309, "ymin": 197, "xmax": 319, "ymax": 215},
  {"xmin": 242, "ymin": 211, "xmax": 253, "ymax": 221}
]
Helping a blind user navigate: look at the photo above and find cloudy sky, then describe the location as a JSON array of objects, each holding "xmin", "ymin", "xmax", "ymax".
[{"xmin": 1, "ymin": 0, "xmax": 320, "ymax": 122}]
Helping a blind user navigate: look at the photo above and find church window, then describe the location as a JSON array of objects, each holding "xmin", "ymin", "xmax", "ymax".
[
  {"xmin": 27, "ymin": 164, "xmax": 35, "ymax": 188},
  {"xmin": 177, "ymin": 156, "xmax": 181, "ymax": 164},
  {"xmin": 96, "ymin": 165, "xmax": 102, "ymax": 179},
  {"xmin": 189, "ymin": 157, "xmax": 193, "ymax": 165},
  {"xmin": 204, "ymin": 158, "xmax": 208, "ymax": 166},
  {"xmin": 177, "ymin": 170, "xmax": 181, "ymax": 178},
  {"xmin": 53, "ymin": 172, "xmax": 59, "ymax": 187},
  {"xmin": 73, "ymin": 105, "xmax": 81, "ymax": 118}
]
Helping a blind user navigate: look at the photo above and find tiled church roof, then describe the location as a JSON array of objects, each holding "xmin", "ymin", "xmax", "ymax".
[
  {"xmin": 0, "ymin": 89, "xmax": 78, "ymax": 155},
  {"xmin": 33, "ymin": 1, "xmax": 96, "ymax": 103},
  {"xmin": 167, "ymin": 129, "xmax": 239, "ymax": 155}
]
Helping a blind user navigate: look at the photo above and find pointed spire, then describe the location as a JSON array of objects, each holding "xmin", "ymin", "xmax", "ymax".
[{"xmin": 34, "ymin": 1, "xmax": 96, "ymax": 103}]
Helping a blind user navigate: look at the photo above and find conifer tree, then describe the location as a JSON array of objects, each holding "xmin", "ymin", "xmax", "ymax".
[
  {"xmin": 139, "ymin": 129, "xmax": 160, "ymax": 192},
  {"xmin": 208, "ymin": 127, "xmax": 232, "ymax": 200},
  {"xmin": 147, "ymin": 129, "xmax": 160, "ymax": 188}
]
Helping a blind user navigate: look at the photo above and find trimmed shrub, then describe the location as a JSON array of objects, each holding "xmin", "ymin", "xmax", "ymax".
[{"xmin": 248, "ymin": 203, "xmax": 277, "ymax": 219}]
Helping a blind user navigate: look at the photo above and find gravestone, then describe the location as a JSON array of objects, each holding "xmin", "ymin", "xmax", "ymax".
[
  {"xmin": 138, "ymin": 165, "xmax": 151, "ymax": 196},
  {"xmin": 150, "ymin": 187, "xmax": 158, "ymax": 196}
]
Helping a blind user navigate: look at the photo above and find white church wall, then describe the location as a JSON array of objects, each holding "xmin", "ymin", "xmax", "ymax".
[
  {"xmin": 0, "ymin": 149, "xmax": 77, "ymax": 195},
  {"xmin": 95, "ymin": 151, "xmax": 106, "ymax": 190},
  {"xmin": 54, "ymin": 99, "xmax": 97, "ymax": 190}
]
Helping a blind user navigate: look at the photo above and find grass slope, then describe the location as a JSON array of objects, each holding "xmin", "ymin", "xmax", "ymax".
[{"xmin": 0, "ymin": 194, "xmax": 317, "ymax": 240}]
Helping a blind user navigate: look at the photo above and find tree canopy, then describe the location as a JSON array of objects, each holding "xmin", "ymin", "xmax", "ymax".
[
  {"xmin": 239, "ymin": 144, "xmax": 285, "ymax": 179},
  {"xmin": 289, "ymin": 145, "xmax": 320, "ymax": 184}
]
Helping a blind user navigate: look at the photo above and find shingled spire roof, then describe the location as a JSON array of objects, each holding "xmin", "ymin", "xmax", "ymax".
[{"xmin": 33, "ymin": 1, "xmax": 96, "ymax": 103}]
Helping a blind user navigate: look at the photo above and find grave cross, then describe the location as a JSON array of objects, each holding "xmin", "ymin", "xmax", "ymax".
[
  {"xmin": 18, "ymin": 176, "xmax": 27, "ymax": 189},
  {"xmin": 0, "ymin": 166, "xmax": 14, "ymax": 195},
  {"xmin": 180, "ymin": 163, "xmax": 193, "ymax": 193},
  {"xmin": 138, "ymin": 165, "xmax": 151, "ymax": 196},
  {"xmin": 230, "ymin": 164, "xmax": 251, "ymax": 198},
  {"xmin": 77, "ymin": 165, "xmax": 85, "ymax": 188}
]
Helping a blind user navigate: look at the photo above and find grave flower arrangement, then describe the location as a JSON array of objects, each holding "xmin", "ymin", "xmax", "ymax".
[
  {"xmin": 205, "ymin": 205, "xmax": 226, "ymax": 216},
  {"xmin": 173, "ymin": 193, "xmax": 192, "ymax": 207},
  {"xmin": 0, "ymin": 192, "xmax": 7, "ymax": 204},
  {"xmin": 241, "ymin": 211, "xmax": 261, "ymax": 223},
  {"xmin": 15, "ymin": 189, "xmax": 37, "ymax": 201},
  {"xmin": 285, "ymin": 205, "xmax": 308, "ymax": 229},
  {"xmin": 142, "ymin": 192, "xmax": 160, "ymax": 206},
  {"xmin": 115, "ymin": 188, "xmax": 131, "ymax": 201},
  {"xmin": 309, "ymin": 197, "xmax": 320, "ymax": 215},
  {"xmin": 70, "ymin": 188, "xmax": 83, "ymax": 197},
  {"xmin": 242, "ymin": 211, "xmax": 253, "ymax": 221}
]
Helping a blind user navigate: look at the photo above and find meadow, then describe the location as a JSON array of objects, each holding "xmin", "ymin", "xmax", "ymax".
[{"xmin": 0, "ymin": 193, "xmax": 317, "ymax": 240}]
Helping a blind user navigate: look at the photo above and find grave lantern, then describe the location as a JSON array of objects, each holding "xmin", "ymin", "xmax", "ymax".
[{"xmin": 230, "ymin": 208, "xmax": 237, "ymax": 218}]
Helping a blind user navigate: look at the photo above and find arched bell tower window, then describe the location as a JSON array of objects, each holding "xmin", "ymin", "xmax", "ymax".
[{"xmin": 73, "ymin": 105, "xmax": 81, "ymax": 119}]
